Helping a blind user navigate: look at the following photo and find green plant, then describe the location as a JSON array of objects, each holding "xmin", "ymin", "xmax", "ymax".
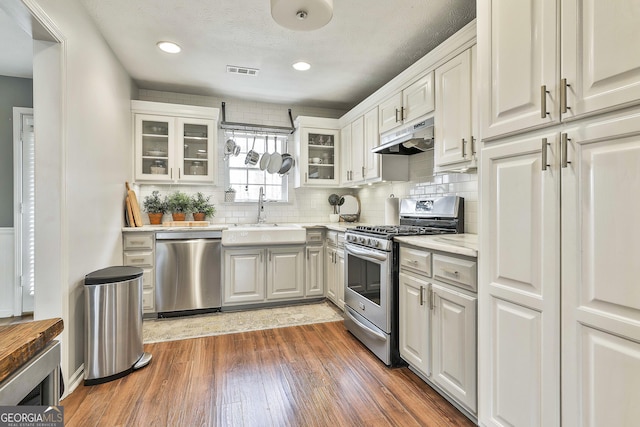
[
  {"xmin": 142, "ymin": 191, "xmax": 167, "ymax": 214},
  {"xmin": 166, "ymin": 190, "xmax": 193, "ymax": 213},
  {"xmin": 225, "ymin": 186, "xmax": 236, "ymax": 193},
  {"xmin": 191, "ymin": 192, "xmax": 216, "ymax": 218}
]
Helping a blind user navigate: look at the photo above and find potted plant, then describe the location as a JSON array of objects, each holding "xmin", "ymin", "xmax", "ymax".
[
  {"xmin": 191, "ymin": 192, "xmax": 216, "ymax": 221},
  {"xmin": 166, "ymin": 190, "xmax": 192, "ymax": 221},
  {"xmin": 224, "ymin": 186, "xmax": 236, "ymax": 203},
  {"xmin": 142, "ymin": 190, "xmax": 167, "ymax": 225},
  {"xmin": 328, "ymin": 194, "xmax": 344, "ymax": 222}
]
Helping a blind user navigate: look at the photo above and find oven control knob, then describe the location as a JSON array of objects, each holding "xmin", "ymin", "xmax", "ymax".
[
  {"xmin": 371, "ymin": 240, "xmax": 379, "ymax": 248},
  {"xmin": 358, "ymin": 237, "xmax": 365, "ymax": 244}
]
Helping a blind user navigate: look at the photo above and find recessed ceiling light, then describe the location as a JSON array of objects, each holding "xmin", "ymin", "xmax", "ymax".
[
  {"xmin": 292, "ymin": 61, "xmax": 311, "ymax": 71},
  {"xmin": 157, "ymin": 41, "xmax": 181, "ymax": 54}
]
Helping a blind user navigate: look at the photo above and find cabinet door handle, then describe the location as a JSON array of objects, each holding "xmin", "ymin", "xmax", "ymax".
[
  {"xmin": 542, "ymin": 138, "xmax": 550, "ymax": 171},
  {"xmin": 305, "ymin": 172, "xmax": 308, "ymax": 183},
  {"xmin": 429, "ymin": 287, "xmax": 435, "ymax": 310},
  {"xmin": 541, "ymin": 85, "xmax": 549, "ymax": 118},
  {"xmin": 560, "ymin": 78, "xmax": 571, "ymax": 114},
  {"xmin": 269, "ymin": 251, "xmax": 272, "ymax": 262},
  {"xmin": 170, "ymin": 168, "xmax": 173, "ymax": 179},
  {"xmin": 419, "ymin": 285, "xmax": 424, "ymax": 306},
  {"xmin": 260, "ymin": 252, "xmax": 263, "ymax": 262},
  {"xmin": 561, "ymin": 133, "xmax": 572, "ymax": 168},
  {"xmin": 401, "ymin": 107, "xmax": 405, "ymax": 121},
  {"xmin": 178, "ymin": 168, "xmax": 181, "ymax": 179},
  {"xmin": 306, "ymin": 249, "xmax": 309, "ymax": 260},
  {"xmin": 462, "ymin": 138, "xmax": 467, "ymax": 158},
  {"xmin": 362, "ymin": 166, "xmax": 365, "ymax": 178},
  {"xmin": 471, "ymin": 136, "xmax": 476, "ymax": 156},
  {"xmin": 395, "ymin": 108, "xmax": 400, "ymax": 123}
]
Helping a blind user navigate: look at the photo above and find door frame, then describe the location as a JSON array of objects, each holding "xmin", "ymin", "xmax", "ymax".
[{"xmin": 13, "ymin": 107, "xmax": 34, "ymax": 316}]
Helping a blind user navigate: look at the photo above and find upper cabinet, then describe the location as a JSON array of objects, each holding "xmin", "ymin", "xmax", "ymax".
[
  {"xmin": 478, "ymin": 0, "xmax": 640, "ymax": 141},
  {"xmin": 434, "ymin": 46, "xmax": 478, "ymax": 171},
  {"xmin": 293, "ymin": 116, "xmax": 340, "ymax": 188},
  {"xmin": 378, "ymin": 72, "xmax": 435, "ymax": 134},
  {"xmin": 132, "ymin": 101, "xmax": 219, "ymax": 184}
]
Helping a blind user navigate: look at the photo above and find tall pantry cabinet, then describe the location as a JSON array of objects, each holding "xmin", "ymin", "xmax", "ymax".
[{"xmin": 478, "ymin": 0, "xmax": 640, "ymax": 426}]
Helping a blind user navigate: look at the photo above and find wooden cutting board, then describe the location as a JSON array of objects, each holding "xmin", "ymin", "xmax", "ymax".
[
  {"xmin": 125, "ymin": 196, "xmax": 134, "ymax": 227},
  {"xmin": 125, "ymin": 182, "xmax": 144, "ymax": 227}
]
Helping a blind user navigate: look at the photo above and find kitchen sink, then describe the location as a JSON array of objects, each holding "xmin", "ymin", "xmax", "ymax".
[{"xmin": 222, "ymin": 224, "xmax": 306, "ymax": 246}]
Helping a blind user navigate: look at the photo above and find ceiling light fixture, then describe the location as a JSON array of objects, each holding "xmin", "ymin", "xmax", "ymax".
[
  {"xmin": 292, "ymin": 61, "xmax": 311, "ymax": 71},
  {"xmin": 156, "ymin": 41, "xmax": 181, "ymax": 54},
  {"xmin": 270, "ymin": 0, "xmax": 333, "ymax": 31}
]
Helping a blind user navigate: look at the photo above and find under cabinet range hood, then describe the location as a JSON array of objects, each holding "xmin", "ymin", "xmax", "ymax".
[{"xmin": 373, "ymin": 116, "xmax": 434, "ymax": 155}]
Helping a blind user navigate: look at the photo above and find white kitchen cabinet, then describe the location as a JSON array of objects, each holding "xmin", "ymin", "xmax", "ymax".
[
  {"xmin": 267, "ymin": 247, "xmax": 305, "ymax": 300},
  {"xmin": 224, "ymin": 246, "xmax": 305, "ymax": 305},
  {"xmin": 363, "ymin": 107, "xmax": 380, "ymax": 181},
  {"xmin": 305, "ymin": 245, "xmax": 324, "ymax": 297},
  {"xmin": 431, "ymin": 283, "xmax": 477, "ymax": 414},
  {"xmin": 378, "ymin": 72, "xmax": 435, "ymax": 134},
  {"xmin": 325, "ymin": 231, "xmax": 345, "ymax": 309},
  {"xmin": 399, "ymin": 243, "xmax": 478, "ymax": 418},
  {"xmin": 349, "ymin": 116, "xmax": 365, "ymax": 183},
  {"xmin": 131, "ymin": 101, "xmax": 218, "ymax": 184},
  {"xmin": 479, "ymin": 129, "xmax": 561, "ymax": 427},
  {"xmin": 399, "ymin": 271, "xmax": 430, "ymax": 377},
  {"xmin": 478, "ymin": 0, "xmax": 640, "ymax": 141},
  {"xmin": 340, "ymin": 123, "xmax": 354, "ymax": 185},
  {"xmin": 434, "ymin": 47, "xmax": 477, "ymax": 171},
  {"xmin": 223, "ymin": 248, "xmax": 266, "ymax": 305},
  {"xmin": 293, "ymin": 116, "xmax": 340, "ymax": 188},
  {"xmin": 122, "ymin": 232, "xmax": 155, "ymax": 314},
  {"xmin": 561, "ymin": 110, "xmax": 640, "ymax": 426}
]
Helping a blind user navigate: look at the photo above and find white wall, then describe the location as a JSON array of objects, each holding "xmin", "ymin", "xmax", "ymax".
[
  {"xmin": 30, "ymin": 0, "xmax": 135, "ymax": 393},
  {"xmin": 0, "ymin": 229, "xmax": 14, "ymax": 318}
]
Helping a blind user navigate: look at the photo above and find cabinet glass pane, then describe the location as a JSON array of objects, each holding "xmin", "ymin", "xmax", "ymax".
[
  {"xmin": 308, "ymin": 132, "xmax": 335, "ymax": 181},
  {"xmin": 183, "ymin": 123, "xmax": 209, "ymax": 176},
  {"xmin": 141, "ymin": 120, "xmax": 169, "ymax": 176}
]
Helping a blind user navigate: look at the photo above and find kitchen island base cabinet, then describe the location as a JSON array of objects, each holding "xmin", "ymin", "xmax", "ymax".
[{"xmin": 223, "ymin": 246, "xmax": 305, "ymax": 307}]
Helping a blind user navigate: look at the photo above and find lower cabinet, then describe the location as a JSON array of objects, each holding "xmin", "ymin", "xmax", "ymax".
[
  {"xmin": 122, "ymin": 232, "xmax": 155, "ymax": 314},
  {"xmin": 398, "ymin": 243, "xmax": 477, "ymax": 417},
  {"xmin": 223, "ymin": 246, "xmax": 305, "ymax": 306},
  {"xmin": 325, "ymin": 244, "xmax": 345, "ymax": 309},
  {"xmin": 305, "ymin": 245, "xmax": 324, "ymax": 297}
]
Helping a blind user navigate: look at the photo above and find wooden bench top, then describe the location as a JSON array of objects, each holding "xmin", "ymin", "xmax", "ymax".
[{"xmin": 0, "ymin": 318, "xmax": 64, "ymax": 383}]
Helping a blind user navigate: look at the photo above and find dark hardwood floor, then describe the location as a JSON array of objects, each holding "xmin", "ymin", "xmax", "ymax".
[{"xmin": 62, "ymin": 321, "xmax": 474, "ymax": 426}]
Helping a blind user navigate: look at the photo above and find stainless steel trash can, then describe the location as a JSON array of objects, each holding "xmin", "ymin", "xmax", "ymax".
[{"xmin": 84, "ymin": 266, "xmax": 152, "ymax": 385}]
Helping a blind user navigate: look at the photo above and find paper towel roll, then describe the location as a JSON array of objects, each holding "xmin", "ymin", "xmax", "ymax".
[{"xmin": 385, "ymin": 195, "xmax": 400, "ymax": 225}]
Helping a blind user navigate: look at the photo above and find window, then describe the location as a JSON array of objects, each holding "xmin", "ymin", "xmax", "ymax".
[{"xmin": 225, "ymin": 131, "xmax": 289, "ymax": 202}]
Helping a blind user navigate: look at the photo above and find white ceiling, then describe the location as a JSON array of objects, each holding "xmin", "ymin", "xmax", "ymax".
[
  {"xmin": 1, "ymin": 0, "xmax": 476, "ymax": 111},
  {"xmin": 0, "ymin": 8, "xmax": 33, "ymax": 78}
]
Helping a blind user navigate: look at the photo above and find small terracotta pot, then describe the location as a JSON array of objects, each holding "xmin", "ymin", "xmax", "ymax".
[
  {"xmin": 172, "ymin": 213, "xmax": 186, "ymax": 221},
  {"xmin": 148, "ymin": 213, "xmax": 163, "ymax": 225},
  {"xmin": 193, "ymin": 212, "xmax": 206, "ymax": 221}
]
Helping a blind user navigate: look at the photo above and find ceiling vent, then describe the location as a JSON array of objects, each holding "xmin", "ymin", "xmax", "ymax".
[{"xmin": 226, "ymin": 65, "xmax": 259, "ymax": 76}]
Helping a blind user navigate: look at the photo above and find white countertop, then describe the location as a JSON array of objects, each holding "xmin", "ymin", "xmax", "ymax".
[
  {"xmin": 395, "ymin": 234, "xmax": 478, "ymax": 258},
  {"xmin": 122, "ymin": 222, "xmax": 369, "ymax": 233}
]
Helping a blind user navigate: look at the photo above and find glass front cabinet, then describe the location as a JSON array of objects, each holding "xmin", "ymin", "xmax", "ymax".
[
  {"xmin": 293, "ymin": 116, "xmax": 340, "ymax": 188},
  {"xmin": 132, "ymin": 101, "xmax": 219, "ymax": 184}
]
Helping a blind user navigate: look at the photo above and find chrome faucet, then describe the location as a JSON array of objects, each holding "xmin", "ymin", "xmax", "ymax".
[{"xmin": 257, "ymin": 186, "xmax": 266, "ymax": 223}]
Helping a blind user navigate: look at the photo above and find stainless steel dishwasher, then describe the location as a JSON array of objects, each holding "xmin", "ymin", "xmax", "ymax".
[{"xmin": 155, "ymin": 231, "xmax": 222, "ymax": 316}]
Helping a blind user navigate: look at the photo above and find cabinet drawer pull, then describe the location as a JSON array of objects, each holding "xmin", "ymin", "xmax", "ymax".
[
  {"xmin": 442, "ymin": 269, "xmax": 459, "ymax": 277},
  {"xmin": 419, "ymin": 286, "xmax": 424, "ymax": 306},
  {"xmin": 131, "ymin": 258, "xmax": 145, "ymax": 263},
  {"xmin": 541, "ymin": 85, "xmax": 549, "ymax": 118},
  {"xmin": 130, "ymin": 240, "xmax": 145, "ymax": 245},
  {"xmin": 561, "ymin": 133, "xmax": 572, "ymax": 168},
  {"xmin": 406, "ymin": 259, "xmax": 418, "ymax": 265},
  {"xmin": 541, "ymin": 138, "xmax": 550, "ymax": 171},
  {"xmin": 560, "ymin": 78, "xmax": 571, "ymax": 114}
]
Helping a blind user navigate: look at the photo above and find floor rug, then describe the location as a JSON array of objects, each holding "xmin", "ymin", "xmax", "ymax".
[{"xmin": 143, "ymin": 301, "xmax": 344, "ymax": 343}]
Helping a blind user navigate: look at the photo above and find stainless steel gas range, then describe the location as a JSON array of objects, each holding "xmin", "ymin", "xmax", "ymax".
[{"xmin": 343, "ymin": 196, "xmax": 464, "ymax": 366}]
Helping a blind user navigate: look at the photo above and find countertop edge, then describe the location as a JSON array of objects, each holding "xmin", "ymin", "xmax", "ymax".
[
  {"xmin": 0, "ymin": 318, "xmax": 64, "ymax": 384},
  {"xmin": 395, "ymin": 234, "xmax": 478, "ymax": 258}
]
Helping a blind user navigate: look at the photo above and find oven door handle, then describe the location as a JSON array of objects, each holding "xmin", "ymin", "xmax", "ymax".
[
  {"xmin": 345, "ymin": 307, "xmax": 387, "ymax": 341},
  {"xmin": 345, "ymin": 244, "xmax": 388, "ymax": 262}
]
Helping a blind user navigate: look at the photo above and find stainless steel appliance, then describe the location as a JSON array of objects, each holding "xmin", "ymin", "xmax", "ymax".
[
  {"xmin": 344, "ymin": 195, "xmax": 464, "ymax": 366},
  {"xmin": 155, "ymin": 231, "xmax": 222, "ymax": 316},
  {"xmin": 373, "ymin": 116, "xmax": 434, "ymax": 155}
]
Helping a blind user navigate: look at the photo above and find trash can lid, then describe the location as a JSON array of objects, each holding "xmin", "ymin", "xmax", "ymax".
[{"xmin": 84, "ymin": 266, "xmax": 143, "ymax": 285}]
